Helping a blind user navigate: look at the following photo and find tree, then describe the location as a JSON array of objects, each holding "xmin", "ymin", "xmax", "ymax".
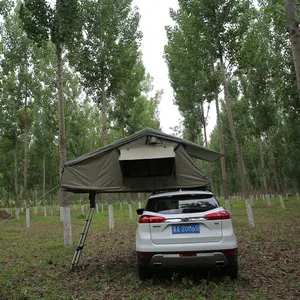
[
  {"xmin": 1, "ymin": 6, "xmax": 35, "ymax": 225},
  {"xmin": 19, "ymin": 0, "xmax": 82, "ymax": 246},
  {"xmin": 165, "ymin": 0, "xmax": 256, "ymax": 224},
  {"xmin": 284, "ymin": 0, "xmax": 300, "ymax": 101},
  {"xmin": 71, "ymin": 0, "xmax": 142, "ymax": 230}
]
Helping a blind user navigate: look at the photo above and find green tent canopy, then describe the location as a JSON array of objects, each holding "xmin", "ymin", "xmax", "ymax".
[{"xmin": 60, "ymin": 128, "xmax": 223, "ymax": 193}]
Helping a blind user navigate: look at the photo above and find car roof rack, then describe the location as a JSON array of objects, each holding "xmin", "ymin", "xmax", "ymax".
[{"xmin": 151, "ymin": 186, "xmax": 211, "ymax": 195}]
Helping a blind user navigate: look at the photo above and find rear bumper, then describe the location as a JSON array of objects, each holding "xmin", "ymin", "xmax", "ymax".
[{"xmin": 137, "ymin": 249, "xmax": 238, "ymax": 269}]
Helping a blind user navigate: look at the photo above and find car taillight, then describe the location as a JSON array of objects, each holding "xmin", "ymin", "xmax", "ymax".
[
  {"xmin": 139, "ymin": 253, "xmax": 153, "ymax": 259},
  {"xmin": 205, "ymin": 211, "xmax": 231, "ymax": 220},
  {"xmin": 180, "ymin": 253, "xmax": 196, "ymax": 257},
  {"xmin": 139, "ymin": 215, "xmax": 165, "ymax": 223},
  {"xmin": 223, "ymin": 250, "xmax": 236, "ymax": 256}
]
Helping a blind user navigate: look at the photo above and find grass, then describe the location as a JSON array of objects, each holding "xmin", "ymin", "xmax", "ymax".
[{"xmin": 0, "ymin": 198, "xmax": 300, "ymax": 299}]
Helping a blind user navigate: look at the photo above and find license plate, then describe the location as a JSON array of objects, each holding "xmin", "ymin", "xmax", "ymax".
[{"xmin": 172, "ymin": 224, "xmax": 200, "ymax": 234}]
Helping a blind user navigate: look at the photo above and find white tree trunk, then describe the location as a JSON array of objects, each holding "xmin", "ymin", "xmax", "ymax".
[
  {"xmin": 34, "ymin": 206, "xmax": 37, "ymax": 215},
  {"xmin": 245, "ymin": 199, "xmax": 255, "ymax": 228},
  {"xmin": 6, "ymin": 207, "xmax": 9, "ymax": 213},
  {"xmin": 101, "ymin": 204, "xmax": 104, "ymax": 213},
  {"xmin": 60, "ymin": 206, "xmax": 64, "ymax": 221},
  {"xmin": 250, "ymin": 195, "xmax": 253, "ymax": 206},
  {"xmin": 120, "ymin": 202, "xmax": 123, "ymax": 210},
  {"xmin": 138, "ymin": 202, "xmax": 142, "ymax": 209},
  {"xmin": 81, "ymin": 205, "xmax": 85, "ymax": 214},
  {"xmin": 15, "ymin": 207, "xmax": 19, "ymax": 220},
  {"xmin": 44, "ymin": 206, "xmax": 47, "ymax": 217},
  {"xmin": 108, "ymin": 204, "xmax": 115, "ymax": 230},
  {"xmin": 26, "ymin": 207, "xmax": 30, "ymax": 228},
  {"xmin": 128, "ymin": 203, "xmax": 133, "ymax": 221},
  {"xmin": 266, "ymin": 194, "xmax": 271, "ymax": 207},
  {"xmin": 225, "ymin": 199, "xmax": 231, "ymax": 214},
  {"xmin": 96, "ymin": 204, "xmax": 99, "ymax": 214},
  {"xmin": 279, "ymin": 194, "xmax": 285, "ymax": 209},
  {"xmin": 62, "ymin": 206, "xmax": 73, "ymax": 246}
]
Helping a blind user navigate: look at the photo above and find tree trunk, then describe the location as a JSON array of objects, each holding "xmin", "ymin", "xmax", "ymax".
[
  {"xmin": 267, "ymin": 132, "xmax": 285, "ymax": 209},
  {"xmin": 43, "ymin": 152, "xmax": 46, "ymax": 213},
  {"xmin": 215, "ymin": 94, "xmax": 231, "ymax": 213},
  {"xmin": 220, "ymin": 54, "xmax": 254, "ymax": 227},
  {"xmin": 196, "ymin": 135, "xmax": 204, "ymax": 170},
  {"xmin": 14, "ymin": 144, "xmax": 20, "ymax": 220},
  {"xmin": 202, "ymin": 103, "xmax": 214, "ymax": 194},
  {"xmin": 24, "ymin": 84, "xmax": 30, "ymax": 228},
  {"xmin": 284, "ymin": 0, "xmax": 300, "ymax": 101},
  {"xmin": 127, "ymin": 194, "xmax": 133, "ymax": 221},
  {"xmin": 101, "ymin": 78, "xmax": 108, "ymax": 145},
  {"xmin": 108, "ymin": 203, "xmax": 115, "ymax": 230},
  {"xmin": 99, "ymin": 81, "xmax": 114, "ymax": 228},
  {"xmin": 57, "ymin": 48, "xmax": 72, "ymax": 246},
  {"xmin": 259, "ymin": 139, "xmax": 271, "ymax": 206}
]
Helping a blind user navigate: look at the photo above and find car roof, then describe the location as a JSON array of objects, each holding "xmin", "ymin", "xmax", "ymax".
[{"xmin": 149, "ymin": 190, "xmax": 214, "ymax": 199}]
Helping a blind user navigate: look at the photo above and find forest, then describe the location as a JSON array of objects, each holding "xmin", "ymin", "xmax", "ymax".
[{"xmin": 1, "ymin": 0, "xmax": 300, "ymax": 299}]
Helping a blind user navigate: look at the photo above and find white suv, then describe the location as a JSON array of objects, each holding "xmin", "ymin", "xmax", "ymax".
[{"xmin": 136, "ymin": 190, "xmax": 238, "ymax": 280}]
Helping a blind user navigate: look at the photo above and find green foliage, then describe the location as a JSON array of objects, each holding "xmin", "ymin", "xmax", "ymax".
[{"xmin": 19, "ymin": 0, "xmax": 81, "ymax": 51}]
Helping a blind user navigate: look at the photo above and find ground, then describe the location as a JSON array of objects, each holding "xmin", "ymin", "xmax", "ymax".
[{"xmin": 0, "ymin": 197, "xmax": 300, "ymax": 299}]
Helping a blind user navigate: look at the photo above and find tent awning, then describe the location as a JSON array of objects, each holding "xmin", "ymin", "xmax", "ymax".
[{"xmin": 119, "ymin": 146, "xmax": 175, "ymax": 161}]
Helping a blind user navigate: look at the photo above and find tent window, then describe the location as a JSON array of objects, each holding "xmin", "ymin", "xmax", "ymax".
[{"xmin": 119, "ymin": 146, "xmax": 175, "ymax": 177}]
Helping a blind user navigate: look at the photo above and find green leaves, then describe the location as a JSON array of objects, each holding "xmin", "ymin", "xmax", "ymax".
[
  {"xmin": 19, "ymin": 0, "xmax": 53, "ymax": 46},
  {"xmin": 19, "ymin": 0, "xmax": 81, "ymax": 51}
]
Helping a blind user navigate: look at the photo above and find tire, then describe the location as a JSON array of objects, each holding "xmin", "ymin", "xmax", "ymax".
[
  {"xmin": 222, "ymin": 263, "xmax": 238, "ymax": 280},
  {"xmin": 138, "ymin": 264, "xmax": 152, "ymax": 280}
]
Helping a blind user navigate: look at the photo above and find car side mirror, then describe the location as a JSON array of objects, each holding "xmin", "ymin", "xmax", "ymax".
[{"xmin": 136, "ymin": 208, "xmax": 144, "ymax": 215}]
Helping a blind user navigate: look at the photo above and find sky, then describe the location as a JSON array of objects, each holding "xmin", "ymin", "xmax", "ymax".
[{"xmin": 132, "ymin": 0, "xmax": 217, "ymax": 138}]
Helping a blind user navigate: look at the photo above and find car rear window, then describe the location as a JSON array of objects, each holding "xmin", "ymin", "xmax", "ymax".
[{"xmin": 146, "ymin": 194, "xmax": 219, "ymax": 214}]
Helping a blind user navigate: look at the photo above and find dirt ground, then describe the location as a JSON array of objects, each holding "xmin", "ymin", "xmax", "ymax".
[{"xmin": 0, "ymin": 199, "xmax": 300, "ymax": 299}]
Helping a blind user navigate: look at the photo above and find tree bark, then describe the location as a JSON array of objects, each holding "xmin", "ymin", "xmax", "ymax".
[
  {"xmin": 101, "ymin": 77, "xmax": 108, "ymax": 145},
  {"xmin": 259, "ymin": 139, "xmax": 271, "ymax": 206},
  {"xmin": 215, "ymin": 93, "xmax": 231, "ymax": 213},
  {"xmin": 14, "ymin": 143, "xmax": 19, "ymax": 220},
  {"xmin": 24, "ymin": 81, "xmax": 30, "ymax": 228},
  {"xmin": 127, "ymin": 194, "xmax": 133, "ymax": 221},
  {"xmin": 43, "ymin": 153, "xmax": 46, "ymax": 216},
  {"xmin": 284, "ymin": 0, "xmax": 300, "ymax": 101},
  {"xmin": 100, "ymin": 83, "xmax": 114, "ymax": 228},
  {"xmin": 202, "ymin": 103, "xmax": 214, "ymax": 194},
  {"xmin": 267, "ymin": 132, "xmax": 285, "ymax": 209},
  {"xmin": 57, "ymin": 48, "xmax": 72, "ymax": 246},
  {"xmin": 220, "ymin": 54, "xmax": 254, "ymax": 227}
]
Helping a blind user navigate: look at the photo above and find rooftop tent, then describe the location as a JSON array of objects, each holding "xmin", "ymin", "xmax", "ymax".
[{"xmin": 60, "ymin": 128, "xmax": 224, "ymax": 193}]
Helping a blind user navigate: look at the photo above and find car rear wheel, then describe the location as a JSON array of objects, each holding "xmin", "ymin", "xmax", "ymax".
[
  {"xmin": 138, "ymin": 264, "xmax": 152, "ymax": 280},
  {"xmin": 222, "ymin": 263, "xmax": 238, "ymax": 280}
]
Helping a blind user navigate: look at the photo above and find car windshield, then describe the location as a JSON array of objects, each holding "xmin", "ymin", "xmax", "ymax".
[{"xmin": 146, "ymin": 194, "xmax": 219, "ymax": 214}]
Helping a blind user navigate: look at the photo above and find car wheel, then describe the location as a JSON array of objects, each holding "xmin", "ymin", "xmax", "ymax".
[
  {"xmin": 222, "ymin": 263, "xmax": 238, "ymax": 280},
  {"xmin": 138, "ymin": 264, "xmax": 152, "ymax": 280}
]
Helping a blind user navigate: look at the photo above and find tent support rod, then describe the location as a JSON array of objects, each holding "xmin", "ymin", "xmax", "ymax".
[{"xmin": 70, "ymin": 192, "xmax": 96, "ymax": 271}]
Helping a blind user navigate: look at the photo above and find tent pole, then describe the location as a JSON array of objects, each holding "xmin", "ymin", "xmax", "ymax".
[{"xmin": 70, "ymin": 192, "xmax": 96, "ymax": 271}]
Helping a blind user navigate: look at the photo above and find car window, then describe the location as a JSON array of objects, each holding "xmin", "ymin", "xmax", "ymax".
[{"xmin": 146, "ymin": 194, "xmax": 219, "ymax": 214}]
